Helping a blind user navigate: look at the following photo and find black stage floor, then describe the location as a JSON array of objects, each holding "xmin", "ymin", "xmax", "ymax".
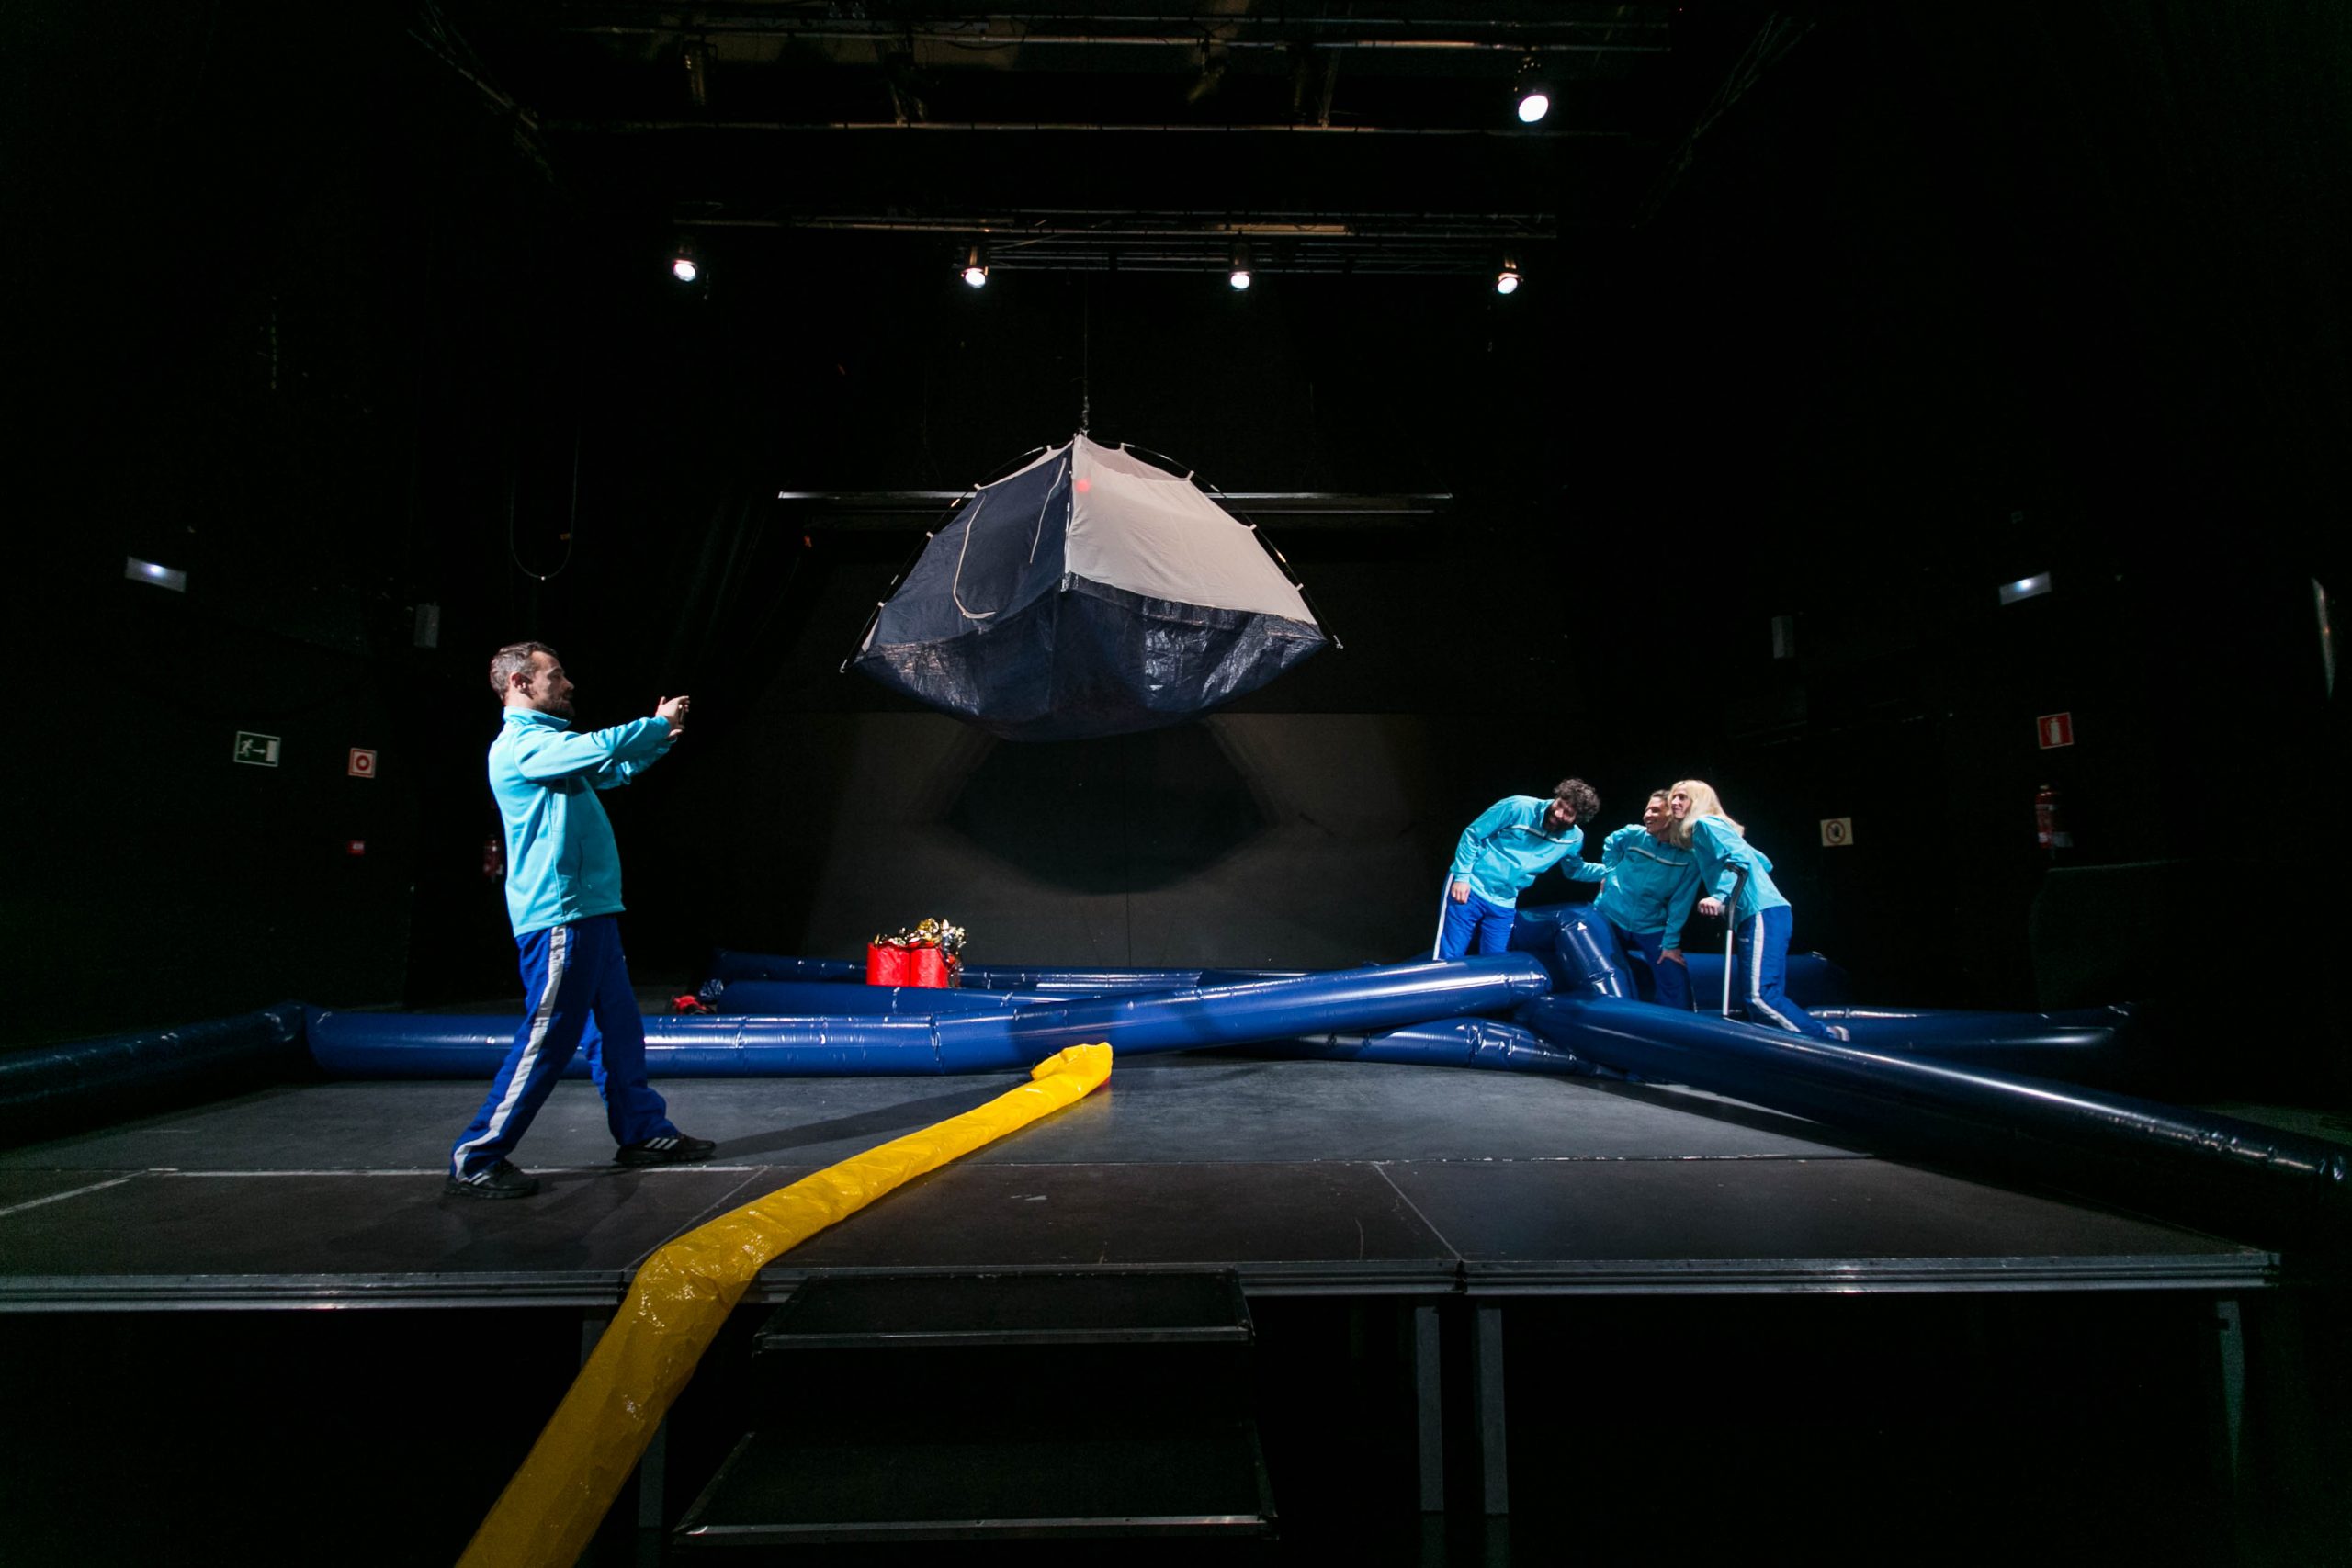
[{"xmin": 0, "ymin": 1055, "xmax": 2272, "ymax": 1309}]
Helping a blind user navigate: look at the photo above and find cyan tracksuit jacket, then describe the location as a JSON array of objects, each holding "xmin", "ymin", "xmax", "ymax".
[
  {"xmin": 1451, "ymin": 796, "xmax": 1585, "ymax": 908},
  {"xmin": 1566, "ymin": 824, "xmax": 1702, "ymax": 947},
  {"xmin": 1687, "ymin": 815, "xmax": 1791, "ymax": 924},
  {"xmin": 491, "ymin": 709, "xmax": 674, "ymax": 939}
]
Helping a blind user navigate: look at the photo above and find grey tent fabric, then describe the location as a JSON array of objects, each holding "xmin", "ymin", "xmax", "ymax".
[{"xmin": 852, "ymin": 434, "xmax": 1329, "ymax": 739}]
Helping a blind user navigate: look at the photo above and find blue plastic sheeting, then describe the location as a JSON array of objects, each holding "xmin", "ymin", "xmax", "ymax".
[
  {"xmin": 310, "ymin": 956, "xmax": 1555, "ymax": 1078},
  {"xmin": 1519, "ymin": 995, "xmax": 2350, "ymax": 1245},
  {"xmin": 705, "ymin": 948, "xmax": 1306, "ymax": 994},
  {"xmin": 0, "ymin": 1002, "xmax": 309, "ymax": 1142}
]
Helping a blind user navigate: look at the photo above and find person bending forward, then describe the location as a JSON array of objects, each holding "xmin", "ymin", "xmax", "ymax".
[
  {"xmin": 1665, "ymin": 779, "xmax": 1836, "ymax": 1039},
  {"xmin": 1438, "ymin": 778, "xmax": 1600, "ymax": 960},
  {"xmin": 1563, "ymin": 789, "xmax": 1702, "ymax": 1010}
]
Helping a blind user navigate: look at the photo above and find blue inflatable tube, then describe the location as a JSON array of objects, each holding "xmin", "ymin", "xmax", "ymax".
[
  {"xmin": 1678, "ymin": 952, "xmax": 1849, "ymax": 1009},
  {"xmin": 0, "ymin": 1002, "xmax": 310, "ymax": 1142},
  {"xmin": 1511, "ymin": 900, "xmax": 2151, "ymax": 1078},
  {"xmin": 1507, "ymin": 904, "xmax": 1852, "ymax": 1007},
  {"xmin": 707, "ymin": 951, "xmax": 865, "ymax": 985},
  {"xmin": 957, "ymin": 965, "xmax": 1309, "ymax": 993},
  {"xmin": 310, "ymin": 955, "xmax": 1555, "ymax": 1077},
  {"xmin": 1807, "ymin": 1003, "xmax": 2145, "ymax": 1083},
  {"xmin": 707, "ymin": 948, "xmax": 1307, "ymax": 994},
  {"xmin": 1519, "ymin": 995, "xmax": 2349, "ymax": 1245},
  {"xmin": 699, "ymin": 980, "xmax": 1054, "ymax": 1016},
  {"xmin": 1253, "ymin": 1017, "xmax": 1616, "ymax": 1079}
]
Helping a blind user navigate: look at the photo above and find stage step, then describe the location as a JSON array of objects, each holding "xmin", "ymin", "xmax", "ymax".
[{"xmin": 673, "ymin": 1270, "xmax": 1276, "ymax": 1550}]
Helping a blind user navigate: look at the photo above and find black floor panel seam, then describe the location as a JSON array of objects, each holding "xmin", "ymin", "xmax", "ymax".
[
  {"xmin": 1384, "ymin": 1152, "xmax": 1872, "ymax": 1165},
  {"xmin": 1367, "ymin": 1161, "xmax": 1461, "ymax": 1261},
  {"xmin": 623, "ymin": 1167, "xmax": 786, "ymax": 1269}
]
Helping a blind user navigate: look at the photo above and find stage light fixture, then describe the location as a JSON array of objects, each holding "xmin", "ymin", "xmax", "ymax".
[
  {"xmin": 670, "ymin": 240, "xmax": 700, "ymax": 284},
  {"xmin": 125, "ymin": 556, "xmax": 187, "ymax": 592},
  {"xmin": 1228, "ymin": 240, "xmax": 1252, "ymax": 291},
  {"xmin": 1495, "ymin": 257, "xmax": 1522, "ymax": 295},
  {"xmin": 1513, "ymin": 56, "xmax": 1552, "ymax": 124},
  {"xmin": 960, "ymin": 243, "xmax": 989, "ymax": 288},
  {"xmin": 1997, "ymin": 571, "xmax": 2053, "ymax": 605}
]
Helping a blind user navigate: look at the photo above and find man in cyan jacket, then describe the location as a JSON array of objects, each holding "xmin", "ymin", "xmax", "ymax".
[
  {"xmin": 447, "ymin": 641, "xmax": 716, "ymax": 1199},
  {"xmin": 1437, "ymin": 777, "xmax": 1600, "ymax": 960}
]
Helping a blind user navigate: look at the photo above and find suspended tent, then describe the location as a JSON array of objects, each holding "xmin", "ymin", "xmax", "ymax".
[{"xmin": 848, "ymin": 434, "xmax": 1331, "ymax": 740}]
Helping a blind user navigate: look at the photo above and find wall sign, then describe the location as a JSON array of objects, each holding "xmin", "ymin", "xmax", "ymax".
[
  {"xmin": 2037, "ymin": 712, "xmax": 2075, "ymax": 749},
  {"xmin": 348, "ymin": 748, "xmax": 378, "ymax": 779},
  {"xmin": 1820, "ymin": 817, "xmax": 1853, "ymax": 848},
  {"xmin": 233, "ymin": 732, "xmax": 281, "ymax": 767}
]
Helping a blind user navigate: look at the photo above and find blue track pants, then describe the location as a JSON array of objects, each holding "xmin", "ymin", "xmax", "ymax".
[
  {"xmin": 1615, "ymin": 923, "xmax": 1695, "ymax": 1011},
  {"xmin": 1733, "ymin": 905, "xmax": 1830, "ymax": 1038},
  {"xmin": 449, "ymin": 916, "xmax": 680, "ymax": 1179},
  {"xmin": 1438, "ymin": 888, "xmax": 1517, "ymax": 961}
]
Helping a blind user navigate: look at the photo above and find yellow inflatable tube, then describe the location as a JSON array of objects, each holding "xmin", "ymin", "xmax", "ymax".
[{"xmin": 458, "ymin": 1042, "xmax": 1113, "ymax": 1568}]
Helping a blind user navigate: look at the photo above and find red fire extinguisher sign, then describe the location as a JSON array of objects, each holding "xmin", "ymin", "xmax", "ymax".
[{"xmin": 2036, "ymin": 712, "xmax": 2075, "ymax": 749}]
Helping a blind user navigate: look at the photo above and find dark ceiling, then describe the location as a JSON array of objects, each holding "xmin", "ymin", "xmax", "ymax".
[{"xmin": 431, "ymin": 2, "xmax": 1791, "ymax": 277}]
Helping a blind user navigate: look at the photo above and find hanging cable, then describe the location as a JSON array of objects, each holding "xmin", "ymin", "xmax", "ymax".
[{"xmin": 505, "ymin": 423, "xmax": 580, "ymax": 582}]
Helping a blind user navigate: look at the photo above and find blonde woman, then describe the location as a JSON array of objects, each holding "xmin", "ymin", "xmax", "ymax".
[{"xmin": 1665, "ymin": 780, "xmax": 1838, "ymax": 1039}]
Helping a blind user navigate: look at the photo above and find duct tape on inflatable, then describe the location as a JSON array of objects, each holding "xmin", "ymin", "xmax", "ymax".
[{"xmin": 456, "ymin": 1043, "xmax": 1113, "ymax": 1568}]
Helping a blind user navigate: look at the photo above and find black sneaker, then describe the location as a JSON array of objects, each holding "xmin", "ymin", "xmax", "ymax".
[
  {"xmin": 615, "ymin": 1134, "xmax": 718, "ymax": 1167},
  {"xmin": 446, "ymin": 1159, "xmax": 540, "ymax": 1200}
]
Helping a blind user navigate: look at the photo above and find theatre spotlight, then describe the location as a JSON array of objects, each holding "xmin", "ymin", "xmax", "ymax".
[
  {"xmin": 125, "ymin": 556, "xmax": 187, "ymax": 592},
  {"xmin": 1513, "ymin": 56, "xmax": 1552, "ymax": 124},
  {"xmin": 1495, "ymin": 257, "xmax": 1522, "ymax": 296},
  {"xmin": 960, "ymin": 243, "xmax": 989, "ymax": 288},
  {"xmin": 670, "ymin": 240, "xmax": 700, "ymax": 284},
  {"xmin": 1997, "ymin": 571, "xmax": 2053, "ymax": 605},
  {"xmin": 1228, "ymin": 240, "xmax": 1252, "ymax": 291}
]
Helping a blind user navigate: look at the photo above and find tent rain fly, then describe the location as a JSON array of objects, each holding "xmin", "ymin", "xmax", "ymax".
[{"xmin": 850, "ymin": 434, "xmax": 1329, "ymax": 740}]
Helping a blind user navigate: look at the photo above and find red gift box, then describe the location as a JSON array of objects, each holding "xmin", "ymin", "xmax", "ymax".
[
  {"xmin": 905, "ymin": 944, "xmax": 951, "ymax": 988},
  {"xmin": 865, "ymin": 942, "xmax": 910, "ymax": 987},
  {"xmin": 866, "ymin": 919, "xmax": 964, "ymax": 987}
]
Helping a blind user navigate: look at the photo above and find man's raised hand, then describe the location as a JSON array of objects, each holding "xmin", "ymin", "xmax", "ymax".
[{"xmin": 657, "ymin": 694, "xmax": 691, "ymax": 737}]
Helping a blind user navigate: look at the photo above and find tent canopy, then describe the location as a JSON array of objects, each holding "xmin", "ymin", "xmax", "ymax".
[{"xmin": 852, "ymin": 434, "xmax": 1329, "ymax": 740}]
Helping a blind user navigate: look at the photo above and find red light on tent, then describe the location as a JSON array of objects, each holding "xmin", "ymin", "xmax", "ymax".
[{"xmin": 1074, "ymin": 478, "xmax": 1091, "ymax": 493}]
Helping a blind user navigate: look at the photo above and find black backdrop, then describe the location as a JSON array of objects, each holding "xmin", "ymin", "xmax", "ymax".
[{"xmin": 4, "ymin": 3, "xmax": 2345, "ymax": 1066}]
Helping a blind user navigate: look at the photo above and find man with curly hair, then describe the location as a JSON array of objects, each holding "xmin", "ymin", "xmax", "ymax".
[{"xmin": 1436, "ymin": 777, "xmax": 1600, "ymax": 960}]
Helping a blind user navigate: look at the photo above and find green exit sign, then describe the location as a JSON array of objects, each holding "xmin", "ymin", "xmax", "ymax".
[{"xmin": 234, "ymin": 732, "xmax": 281, "ymax": 767}]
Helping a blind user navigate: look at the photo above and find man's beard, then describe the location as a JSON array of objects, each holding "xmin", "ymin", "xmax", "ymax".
[{"xmin": 543, "ymin": 693, "xmax": 576, "ymax": 719}]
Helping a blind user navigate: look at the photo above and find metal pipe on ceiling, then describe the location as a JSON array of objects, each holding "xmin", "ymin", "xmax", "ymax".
[
  {"xmin": 548, "ymin": 118, "xmax": 1630, "ymax": 136},
  {"xmin": 567, "ymin": 29, "xmax": 1668, "ymax": 53}
]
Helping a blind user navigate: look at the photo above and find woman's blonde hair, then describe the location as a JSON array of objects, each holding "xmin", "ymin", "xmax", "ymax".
[{"xmin": 1668, "ymin": 779, "xmax": 1743, "ymax": 848}]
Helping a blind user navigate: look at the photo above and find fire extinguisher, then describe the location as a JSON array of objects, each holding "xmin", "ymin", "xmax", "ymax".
[
  {"xmin": 482, "ymin": 832, "xmax": 506, "ymax": 881},
  {"xmin": 2034, "ymin": 784, "xmax": 2074, "ymax": 852}
]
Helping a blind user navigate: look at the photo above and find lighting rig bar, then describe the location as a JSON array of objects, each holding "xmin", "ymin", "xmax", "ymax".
[
  {"xmin": 689, "ymin": 209, "xmax": 1554, "ymax": 276},
  {"xmin": 556, "ymin": 8, "xmax": 1671, "ymax": 54}
]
